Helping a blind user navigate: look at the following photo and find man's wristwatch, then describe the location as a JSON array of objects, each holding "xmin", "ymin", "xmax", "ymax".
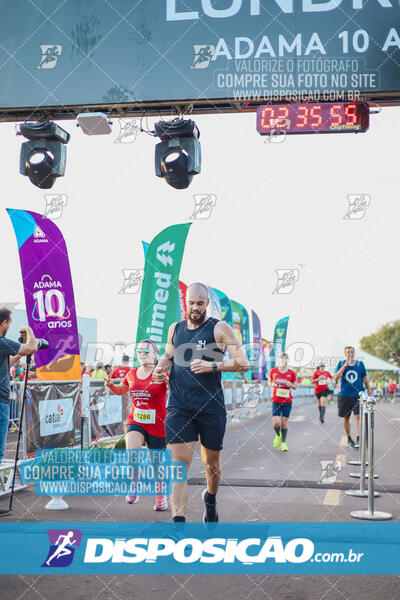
[{"xmin": 211, "ymin": 361, "xmax": 218, "ymax": 372}]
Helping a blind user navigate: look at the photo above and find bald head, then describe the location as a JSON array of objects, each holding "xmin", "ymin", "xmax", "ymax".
[
  {"xmin": 187, "ymin": 282, "xmax": 209, "ymax": 325},
  {"xmin": 188, "ymin": 282, "xmax": 209, "ymax": 297}
]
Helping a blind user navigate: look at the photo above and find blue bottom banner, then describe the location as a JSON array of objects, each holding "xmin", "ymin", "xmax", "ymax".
[{"xmin": 0, "ymin": 522, "xmax": 398, "ymax": 574}]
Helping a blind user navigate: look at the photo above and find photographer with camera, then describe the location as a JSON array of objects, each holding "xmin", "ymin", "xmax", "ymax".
[{"xmin": 0, "ymin": 307, "xmax": 37, "ymax": 493}]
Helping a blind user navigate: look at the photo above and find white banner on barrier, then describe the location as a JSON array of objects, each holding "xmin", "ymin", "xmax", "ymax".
[
  {"xmin": 39, "ymin": 397, "xmax": 74, "ymax": 437},
  {"xmin": 98, "ymin": 395, "xmax": 122, "ymax": 427}
]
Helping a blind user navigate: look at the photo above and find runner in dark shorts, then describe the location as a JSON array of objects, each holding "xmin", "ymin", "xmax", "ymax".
[
  {"xmin": 333, "ymin": 346, "xmax": 371, "ymax": 448},
  {"xmin": 106, "ymin": 339, "xmax": 169, "ymax": 511},
  {"xmin": 268, "ymin": 353, "xmax": 297, "ymax": 451},
  {"xmin": 152, "ymin": 282, "xmax": 249, "ymax": 523},
  {"xmin": 312, "ymin": 364, "xmax": 333, "ymax": 424}
]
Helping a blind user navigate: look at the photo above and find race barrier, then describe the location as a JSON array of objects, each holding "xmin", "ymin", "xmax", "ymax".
[
  {"xmin": 346, "ymin": 393, "xmax": 376, "ymax": 498},
  {"xmin": 5, "ymin": 379, "xmax": 317, "ymax": 460},
  {"xmin": 349, "ymin": 395, "xmax": 392, "ymax": 521}
]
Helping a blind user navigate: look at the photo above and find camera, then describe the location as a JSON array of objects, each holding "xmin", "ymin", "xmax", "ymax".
[{"xmin": 18, "ymin": 331, "xmax": 49, "ymax": 350}]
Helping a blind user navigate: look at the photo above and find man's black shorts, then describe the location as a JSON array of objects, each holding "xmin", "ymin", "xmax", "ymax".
[
  {"xmin": 338, "ymin": 396, "xmax": 360, "ymax": 418},
  {"xmin": 165, "ymin": 407, "xmax": 227, "ymax": 451},
  {"xmin": 316, "ymin": 389, "xmax": 330, "ymax": 400},
  {"xmin": 125, "ymin": 423, "xmax": 167, "ymax": 449}
]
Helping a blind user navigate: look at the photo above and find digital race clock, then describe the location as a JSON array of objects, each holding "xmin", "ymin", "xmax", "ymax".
[{"xmin": 256, "ymin": 102, "xmax": 369, "ymax": 135}]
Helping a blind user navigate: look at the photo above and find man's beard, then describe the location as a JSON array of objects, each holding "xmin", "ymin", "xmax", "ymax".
[{"xmin": 188, "ymin": 311, "xmax": 206, "ymax": 325}]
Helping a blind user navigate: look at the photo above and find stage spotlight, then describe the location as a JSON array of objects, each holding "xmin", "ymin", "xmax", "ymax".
[
  {"xmin": 19, "ymin": 122, "xmax": 70, "ymax": 189},
  {"xmin": 154, "ymin": 119, "xmax": 201, "ymax": 189}
]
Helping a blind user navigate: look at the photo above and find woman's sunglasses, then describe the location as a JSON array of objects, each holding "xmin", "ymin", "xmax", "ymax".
[{"xmin": 136, "ymin": 348, "xmax": 152, "ymax": 355}]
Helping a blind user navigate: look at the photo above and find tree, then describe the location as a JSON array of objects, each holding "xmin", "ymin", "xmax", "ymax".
[{"xmin": 360, "ymin": 321, "xmax": 400, "ymax": 367}]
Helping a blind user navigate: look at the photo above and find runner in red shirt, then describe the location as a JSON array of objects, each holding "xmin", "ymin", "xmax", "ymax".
[
  {"xmin": 106, "ymin": 339, "xmax": 169, "ymax": 511},
  {"xmin": 110, "ymin": 355, "xmax": 131, "ymax": 380},
  {"xmin": 312, "ymin": 364, "xmax": 332, "ymax": 424},
  {"xmin": 388, "ymin": 380, "xmax": 397, "ymax": 402},
  {"xmin": 268, "ymin": 353, "xmax": 297, "ymax": 452}
]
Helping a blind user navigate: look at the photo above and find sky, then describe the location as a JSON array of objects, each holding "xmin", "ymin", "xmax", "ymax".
[{"xmin": 1, "ymin": 105, "xmax": 400, "ymax": 367}]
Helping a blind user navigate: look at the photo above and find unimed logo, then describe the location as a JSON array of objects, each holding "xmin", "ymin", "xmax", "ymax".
[{"xmin": 84, "ymin": 536, "xmax": 314, "ymax": 564}]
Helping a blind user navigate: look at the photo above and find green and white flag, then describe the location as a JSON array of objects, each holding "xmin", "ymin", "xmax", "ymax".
[{"xmin": 136, "ymin": 223, "xmax": 191, "ymax": 350}]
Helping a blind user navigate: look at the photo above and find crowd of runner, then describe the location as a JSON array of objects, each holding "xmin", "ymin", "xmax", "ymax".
[{"xmin": 2, "ymin": 291, "xmax": 399, "ymax": 522}]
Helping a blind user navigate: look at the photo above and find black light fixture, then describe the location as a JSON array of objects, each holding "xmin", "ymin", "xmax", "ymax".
[
  {"xmin": 154, "ymin": 119, "xmax": 201, "ymax": 189},
  {"xmin": 19, "ymin": 122, "xmax": 70, "ymax": 189}
]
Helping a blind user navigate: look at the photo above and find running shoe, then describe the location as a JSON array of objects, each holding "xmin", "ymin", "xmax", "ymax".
[
  {"xmin": 126, "ymin": 494, "xmax": 139, "ymax": 504},
  {"xmin": 202, "ymin": 489, "xmax": 218, "ymax": 523},
  {"xmin": 273, "ymin": 433, "xmax": 282, "ymax": 448},
  {"xmin": 320, "ymin": 418, "xmax": 324, "ymax": 424},
  {"xmin": 348, "ymin": 437, "xmax": 355, "ymax": 448},
  {"xmin": 281, "ymin": 441, "xmax": 288, "ymax": 452},
  {"xmin": 154, "ymin": 495, "xmax": 168, "ymax": 511}
]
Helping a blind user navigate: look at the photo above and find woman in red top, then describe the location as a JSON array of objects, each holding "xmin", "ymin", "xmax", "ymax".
[
  {"xmin": 312, "ymin": 364, "xmax": 332, "ymax": 424},
  {"xmin": 106, "ymin": 339, "xmax": 169, "ymax": 511}
]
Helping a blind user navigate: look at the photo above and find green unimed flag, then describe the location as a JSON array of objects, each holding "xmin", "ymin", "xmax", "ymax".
[{"xmin": 136, "ymin": 223, "xmax": 191, "ymax": 350}]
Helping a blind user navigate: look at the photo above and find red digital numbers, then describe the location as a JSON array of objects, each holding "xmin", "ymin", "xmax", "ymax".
[
  {"xmin": 296, "ymin": 106, "xmax": 308, "ymax": 128},
  {"xmin": 344, "ymin": 103, "xmax": 358, "ymax": 126},
  {"xmin": 260, "ymin": 107, "xmax": 274, "ymax": 130},
  {"xmin": 259, "ymin": 105, "xmax": 290, "ymax": 130},
  {"xmin": 310, "ymin": 105, "xmax": 322, "ymax": 128},
  {"xmin": 257, "ymin": 102, "xmax": 367, "ymax": 135},
  {"xmin": 329, "ymin": 104, "xmax": 343, "ymax": 127}
]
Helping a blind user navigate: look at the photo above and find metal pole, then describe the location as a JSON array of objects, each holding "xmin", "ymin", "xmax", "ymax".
[
  {"xmin": 349, "ymin": 392, "xmax": 377, "ymax": 479},
  {"xmin": 351, "ymin": 396, "xmax": 392, "ymax": 520},
  {"xmin": 348, "ymin": 392, "xmax": 368, "ymax": 466},
  {"xmin": 346, "ymin": 393, "xmax": 377, "ymax": 497}
]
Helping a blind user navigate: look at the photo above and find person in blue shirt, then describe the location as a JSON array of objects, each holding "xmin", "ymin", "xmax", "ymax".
[{"xmin": 333, "ymin": 346, "xmax": 371, "ymax": 448}]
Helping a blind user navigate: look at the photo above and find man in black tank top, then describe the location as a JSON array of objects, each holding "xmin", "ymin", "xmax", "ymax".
[{"xmin": 153, "ymin": 282, "xmax": 249, "ymax": 523}]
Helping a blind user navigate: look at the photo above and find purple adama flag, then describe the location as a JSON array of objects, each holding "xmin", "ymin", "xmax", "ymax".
[{"xmin": 7, "ymin": 209, "xmax": 81, "ymax": 380}]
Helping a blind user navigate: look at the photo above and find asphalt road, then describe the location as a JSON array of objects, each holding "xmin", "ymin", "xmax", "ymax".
[{"xmin": 1, "ymin": 400, "xmax": 399, "ymax": 599}]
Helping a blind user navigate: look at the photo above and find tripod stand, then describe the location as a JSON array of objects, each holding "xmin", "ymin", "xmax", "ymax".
[{"xmin": 9, "ymin": 354, "xmax": 31, "ymax": 512}]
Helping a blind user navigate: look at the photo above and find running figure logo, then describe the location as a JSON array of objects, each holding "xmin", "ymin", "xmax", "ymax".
[
  {"xmin": 114, "ymin": 119, "xmax": 139, "ymax": 144},
  {"xmin": 319, "ymin": 460, "xmax": 342, "ymax": 484},
  {"xmin": 240, "ymin": 384, "xmax": 264, "ymax": 408},
  {"xmin": 264, "ymin": 118, "xmax": 291, "ymax": 144},
  {"xmin": 42, "ymin": 529, "xmax": 82, "ymax": 567},
  {"xmin": 272, "ymin": 269, "xmax": 299, "ymax": 294},
  {"xmin": 189, "ymin": 195, "xmax": 217, "ymax": 220},
  {"xmin": 119, "ymin": 269, "xmax": 144, "ymax": 294},
  {"xmin": 344, "ymin": 194, "xmax": 371, "ymax": 220},
  {"xmin": 37, "ymin": 45, "xmax": 62, "ymax": 69},
  {"xmin": 43, "ymin": 194, "xmax": 68, "ymax": 219},
  {"xmin": 191, "ymin": 45, "xmax": 215, "ymax": 69}
]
